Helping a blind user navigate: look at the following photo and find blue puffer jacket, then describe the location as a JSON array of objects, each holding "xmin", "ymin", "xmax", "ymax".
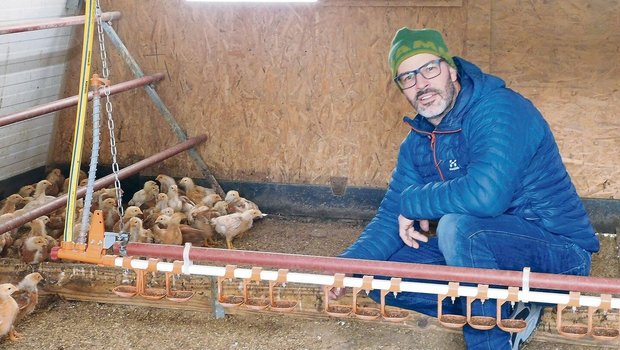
[{"xmin": 340, "ymin": 57, "xmax": 599, "ymax": 261}]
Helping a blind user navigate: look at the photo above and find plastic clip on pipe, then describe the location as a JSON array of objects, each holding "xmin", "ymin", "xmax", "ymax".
[
  {"xmin": 521, "ymin": 267, "xmax": 531, "ymax": 303},
  {"xmin": 182, "ymin": 243, "xmax": 193, "ymax": 274}
]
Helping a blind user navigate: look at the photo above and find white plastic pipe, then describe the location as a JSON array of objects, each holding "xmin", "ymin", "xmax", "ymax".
[{"xmin": 114, "ymin": 257, "xmax": 620, "ymax": 309}]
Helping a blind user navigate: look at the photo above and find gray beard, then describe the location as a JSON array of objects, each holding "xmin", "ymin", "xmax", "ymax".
[{"xmin": 413, "ymin": 81, "xmax": 457, "ymax": 121}]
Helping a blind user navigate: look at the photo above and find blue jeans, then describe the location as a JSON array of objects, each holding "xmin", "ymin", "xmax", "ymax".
[{"xmin": 366, "ymin": 214, "xmax": 592, "ymax": 350}]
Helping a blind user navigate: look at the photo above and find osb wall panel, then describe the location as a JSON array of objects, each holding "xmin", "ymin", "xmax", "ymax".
[
  {"xmin": 51, "ymin": 0, "xmax": 468, "ymax": 187},
  {"xmin": 491, "ymin": 0, "xmax": 620, "ymax": 198},
  {"xmin": 50, "ymin": 0, "xmax": 619, "ymax": 199}
]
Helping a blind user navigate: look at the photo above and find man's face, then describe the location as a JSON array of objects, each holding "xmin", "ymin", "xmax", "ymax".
[{"xmin": 396, "ymin": 53, "xmax": 459, "ymax": 125}]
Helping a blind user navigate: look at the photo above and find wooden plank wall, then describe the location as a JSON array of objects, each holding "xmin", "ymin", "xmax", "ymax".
[
  {"xmin": 0, "ymin": 0, "xmax": 79, "ymax": 181},
  {"xmin": 50, "ymin": 0, "xmax": 620, "ymax": 199}
]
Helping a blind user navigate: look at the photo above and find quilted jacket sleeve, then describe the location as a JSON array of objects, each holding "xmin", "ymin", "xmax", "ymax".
[
  {"xmin": 339, "ymin": 134, "xmax": 424, "ymax": 260},
  {"xmin": 400, "ymin": 92, "xmax": 545, "ymax": 219}
]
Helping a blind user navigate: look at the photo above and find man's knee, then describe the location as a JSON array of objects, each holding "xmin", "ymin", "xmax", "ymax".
[{"xmin": 436, "ymin": 214, "xmax": 480, "ymax": 260}]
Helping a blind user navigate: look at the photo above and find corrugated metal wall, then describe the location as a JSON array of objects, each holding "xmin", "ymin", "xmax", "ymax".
[{"xmin": 0, "ymin": 0, "xmax": 78, "ymax": 181}]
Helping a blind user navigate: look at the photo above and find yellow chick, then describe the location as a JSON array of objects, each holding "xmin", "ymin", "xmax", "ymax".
[
  {"xmin": 0, "ymin": 195, "xmax": 24, "ymax": 215},
  {"xmin": 72, "ymin": 209, "xmax": 86, "ymax": 239},
  {"xmin": 211, "ymin": 209, "xmax": 264, "ymax": 249},
  {"xmin": 152, "ymin": 212, "xmax": 186, "ymax": 245},
  {"xmin": 20, "ymin": 236, "xmax": 48, "ymax": 264},
  {"xmin": 188, "ymin": 208, "xmax": 218, "ymax": 246},
  {"xmin": 100, "ymin": 198, "xmax": 120, "ymax": 232},
  {"xmin": 14, "ymin": 272, "xmax": 44, "ymax": 325},
  {"xmin": 0, "ymin": 283, "xmax": 19, "ymax": 341},
  {"xmin": 25, "ymin": 216, "xmax": 50, "ymax": 237},
  {"xmin": 166, "ymin": 185, "xmax": 183, "ymax": 212},
  {"xmin": 32, "ymin": 180, "xmax": 53, "ymax": 198},
  {"xmin": 17, "ymin": 185, "xmax": 35, "ymax": 198},
  {"xmin": 45, "ymin": 168, "xmax": 65, "ymax": 196},
  {"xmin": 178, "ymin": 177, "xmax": 215, "ymax": 204},
  {"xmin": 224, "ymin": 190, "xmax": 259, "ymax": 214},
  {"xmin": 212, "ymin": 201, "xmax": 229, "ymax": 217},
  {"xmin": 128, "ymin": 180, "xmax": 159, "ymax": 208},
  {"xmin": 155, "ymin": 174, "xmax": 177, "ymax": 195},
  {"xmin": 127, "ymin": 217, "xmax": 154, "ymax": 243},
  {"xmin": 21, "ymin": 180, "xmax": 55, "ymax": 211},
  {"xmin": 201, "ymin": 194, "xmax": 222, "ymax": 208},
  {"xmin": 93, "ymin": 187, "xmax": 119, "ymax": 211},
  {"xmin": 0, "ymin": 232, "xmax": 13, "ymax": 258},
  {"xmin": 113, "ymin": 206, "xmax": 143, "ymax": 232}
]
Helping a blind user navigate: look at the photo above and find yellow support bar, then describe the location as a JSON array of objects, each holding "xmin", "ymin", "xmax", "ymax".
[{"xmin": 63, "ymin": 0, "xmax": 96, "ymax": 242}]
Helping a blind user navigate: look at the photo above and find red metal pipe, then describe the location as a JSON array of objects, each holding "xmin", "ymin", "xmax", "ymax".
[
  {"xmin": 0, "ymin": 135, "xmax": 207, "ymax": 235},
  {"xmin": 118, "ymin": 243, "xmax": 620, "ymax": 295},
  {"xmin": 0, "ymin": 11, "xmax": 122, "ymax": 35},
  {"xmin": 0, "ymin": 73, "xmax": 164, "ymax": 127}
]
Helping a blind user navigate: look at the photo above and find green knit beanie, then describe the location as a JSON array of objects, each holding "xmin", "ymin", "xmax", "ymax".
[{"xmin": 388, "ymin": 28, "xmax": 455, "ymax": 78}]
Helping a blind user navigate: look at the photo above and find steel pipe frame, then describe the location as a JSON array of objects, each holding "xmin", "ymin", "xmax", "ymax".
[
  {"xmin": 0, "ymin": 11, "xmax": 122, "ymax": 35},
  {"xmin": 0, "ymin": 135, "xmax": 207, "ymax": 235},
  {"xmin": 118, "ymin": 243, "xmax": 620, "ymax": 295},
  {"xmin": 0, "ymin": 74, "xmax": 164, "ymax": 128}
]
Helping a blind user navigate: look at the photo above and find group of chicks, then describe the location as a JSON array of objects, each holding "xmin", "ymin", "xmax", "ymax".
[
  {"xmin": 0, "ymin": 273, "xmax": 44, "ymax": 342},
  {"xmin": 117, "ymin": 173, "xmax": 265, "ymax": 249},
  {"xmin": 0, "ymin": 168, "xmax": 73, "ymax": 265},
  {"xmin": 0, "ymin": 169, "xmax": 265, "ymax": 266}
]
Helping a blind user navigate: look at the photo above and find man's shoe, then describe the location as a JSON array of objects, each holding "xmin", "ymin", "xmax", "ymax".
[{"xmin": 509, "ymin": 302, "xmax": 543, "ymax": 350}]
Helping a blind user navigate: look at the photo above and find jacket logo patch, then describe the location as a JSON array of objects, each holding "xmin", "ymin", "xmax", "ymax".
[{"xmin": 449, "ymin": 159, "xmax": 460, "ymax": 171}]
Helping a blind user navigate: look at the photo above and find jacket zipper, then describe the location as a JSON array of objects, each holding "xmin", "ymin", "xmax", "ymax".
[
  {"xmin": 429, "ymin": 133, "xmax": 445, "ymax": 181},
  {"xmin": 408, "ymin": 125, "xmax": 462, "ymax": 182}
]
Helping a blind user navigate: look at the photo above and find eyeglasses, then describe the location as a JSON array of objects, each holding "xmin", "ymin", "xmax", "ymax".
[{"xmin": 394, "ymin": 58, "xmax": 445, "ymax": 90}]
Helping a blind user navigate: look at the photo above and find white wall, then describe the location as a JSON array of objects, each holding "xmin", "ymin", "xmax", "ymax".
[{"xmin": 0, "ymin": 0, "xmax": 78, "ymax": 181}]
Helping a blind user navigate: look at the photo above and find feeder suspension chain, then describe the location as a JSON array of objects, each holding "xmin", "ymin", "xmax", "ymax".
[{"xmin": 96, "ymin": 0, "xmax": 124, "ymax": 228}]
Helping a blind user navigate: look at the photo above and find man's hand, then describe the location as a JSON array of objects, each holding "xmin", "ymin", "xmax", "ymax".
[{"xmin": 398, "ymin": 215, "xmax": 429, "ymax": 249}]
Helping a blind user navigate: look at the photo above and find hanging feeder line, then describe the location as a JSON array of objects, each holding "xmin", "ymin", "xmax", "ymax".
[
  {"xmin": 99, "ymin": 255, "xmax": 620, "ymax": 310},
  {"xmin": 77, "ymin": 75, "xmax": 108, "ymax": 243},
  {"xmin": 51, "ymin": 211, "xmax": 620, "ymax": 341}
]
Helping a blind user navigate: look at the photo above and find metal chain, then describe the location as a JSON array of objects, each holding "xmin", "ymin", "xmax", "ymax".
[{"xmin": 96, "ymin": 0, "xmax": 125, "ymax": 230}]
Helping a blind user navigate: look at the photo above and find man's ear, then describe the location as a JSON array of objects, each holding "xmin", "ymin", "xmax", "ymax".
[{"xmin": 449, "ymin": 66, "xmax": 458, "ymax": 82}]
